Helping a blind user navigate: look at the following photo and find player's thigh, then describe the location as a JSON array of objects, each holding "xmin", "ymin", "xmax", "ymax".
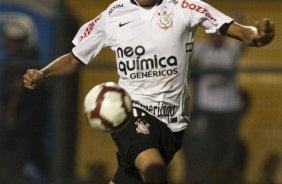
[{"xmin": 135, "ymin": 147, "xmax": 166, "ymax": 177}]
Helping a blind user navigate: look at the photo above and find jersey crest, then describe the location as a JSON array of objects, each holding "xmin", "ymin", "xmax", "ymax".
[
  {"xmin": 157, "ymin": 7, "xmax": 173, "ymax": 30},
  {"xmin": 135, "ymin": 119, "xmax": 150, "ymax": 135}
]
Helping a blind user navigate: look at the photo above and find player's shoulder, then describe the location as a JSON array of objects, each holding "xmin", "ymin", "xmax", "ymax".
[
  {"xmin": 173, "ymin": 0, "xmax": 207, "ymax": 6},
  {"xmin": 177, "ymin": 0, "xmax": 205, "ymax": 3},
  {"xmin": 105, "ymin": 0, "xmax": 128, "ymax": 16},
  {"xmin": 172, "ymin": 0, "xmax": 215, "ymax": 14},
  {"xmin": 106, "ymin": 0, "xmax": 126, "ymax": 9}
]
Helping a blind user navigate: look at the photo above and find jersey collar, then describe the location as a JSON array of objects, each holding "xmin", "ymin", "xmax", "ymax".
[{"xmin": 130, "ymin": 0, "xmax": 163, "ymax": 6}]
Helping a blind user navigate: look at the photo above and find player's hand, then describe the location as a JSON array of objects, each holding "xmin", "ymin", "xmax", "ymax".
[
  {"xmin": 23, "ymin": 69, "xmax": 44, "ymax": 90},
  {"xmin": 251, "ymin": 18, "xmax": 275, "ymax": 47}
]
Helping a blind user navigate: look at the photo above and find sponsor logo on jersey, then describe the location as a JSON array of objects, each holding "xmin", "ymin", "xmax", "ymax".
[
  {"xmin": 133, "ymin": 101, "xmax": 177, "ymax": 119},
  {"xmin": 79, "ymin": 14, "xmax": 102, "ymax": 41},
  {"xmin": 157, "ymin": 7, "xmax": 173, "ymax": 30},
  {"xmin": 181, "ymin": 0, "xmax": 217, "ymax": 21},
  {"xmin": 116, "ymin": 45, "xmax": 178, "ymax": 79},
  {"xmin": 109, "ymin": 4, "xmax": 124, "ymax": 15},
  {"xmin": 119, "ymin": 20, "xmax": 134, "ymax": 27},
  {"xmin": 168, "ymin": 0, "xmax": 178, "ymax": 5}
]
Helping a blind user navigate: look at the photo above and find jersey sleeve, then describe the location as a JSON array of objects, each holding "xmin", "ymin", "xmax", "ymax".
[
  {"xmin": 72, "ymin": 11, "xmax": 108, "ymax": 65},
  {"xmin": 179, "ymin": 0, "xmax": 233, "ymax": 34}
]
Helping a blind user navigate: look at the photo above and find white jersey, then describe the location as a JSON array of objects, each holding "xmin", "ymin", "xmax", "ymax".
[{"xmin": 72, "ymin": 0, "xmax": 233, "ymax": 132}]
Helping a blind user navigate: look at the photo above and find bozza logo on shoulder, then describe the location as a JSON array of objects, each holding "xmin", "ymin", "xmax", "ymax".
[
  {"xmin": 117, "ymin": 45, "xmax": 178, "ymax": 79},
  {"xmin": 181, "ymin": 0, "xmax": 217, "ymax": 21}
]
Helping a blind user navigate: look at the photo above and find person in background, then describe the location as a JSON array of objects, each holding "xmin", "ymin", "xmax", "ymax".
[
  {"xmin": 183, "ymin": 34, "xmax": 250, "ymax": 184},
  {"xmin": 0, "ymin": 18, "xmax": 49, "ymax": 183}
]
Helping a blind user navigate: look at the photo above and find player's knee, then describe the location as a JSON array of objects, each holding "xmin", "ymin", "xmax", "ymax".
[
  {"xmin": 141, "ymin": 161, "xmax": 167, "ymax": 183},
  {"xmin": 135, "ymin": 148, "xmax": 167, "ymax": 183},
  {"xmin": 140, "ymin": 160, "xmax": 166, "ymax": 184}
]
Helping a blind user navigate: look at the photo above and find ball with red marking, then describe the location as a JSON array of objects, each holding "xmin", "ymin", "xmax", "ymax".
[{"xmin": 84, "ymin": 82, "xmax": 133, "ymax": 132}]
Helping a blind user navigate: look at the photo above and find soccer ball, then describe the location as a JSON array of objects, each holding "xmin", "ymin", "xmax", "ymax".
[{"xmin": 84, "ymin": 82, "xmax": 133, "ymax": 132}]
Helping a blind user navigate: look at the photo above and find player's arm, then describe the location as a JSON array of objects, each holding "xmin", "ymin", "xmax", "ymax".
[
  {"xmin": 225, "ymin": 18, "xmax": 275, "ymax": 47},
  {"xmin": 23, "ymin": 52, "xmax": 82, "ymax": 90}
]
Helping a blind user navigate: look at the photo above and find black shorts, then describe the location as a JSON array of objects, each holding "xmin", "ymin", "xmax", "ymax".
[{"xmin": 111, "ymin": 107, "xmax": 184, "ymax": 184}]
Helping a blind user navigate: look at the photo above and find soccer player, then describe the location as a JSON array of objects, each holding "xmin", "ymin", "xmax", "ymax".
[{"xmin": 23, "ymin": 0, "xmax": 275, "ymax": 183}]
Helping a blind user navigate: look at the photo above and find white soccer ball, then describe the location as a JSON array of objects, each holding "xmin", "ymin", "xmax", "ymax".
[{"xmin": 84, "ymin": 82, "xmax": 133, "ymax": 132}]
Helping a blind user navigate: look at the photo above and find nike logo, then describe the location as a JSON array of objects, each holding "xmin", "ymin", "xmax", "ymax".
[{"xmin": 119, "ymin": 21, "xmax": 134, "ymax": 27}]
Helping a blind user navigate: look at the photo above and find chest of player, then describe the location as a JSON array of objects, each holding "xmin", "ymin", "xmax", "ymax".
[{"xmin": 107, "ymin": 5, "xmax": 186, "ymax": 50}]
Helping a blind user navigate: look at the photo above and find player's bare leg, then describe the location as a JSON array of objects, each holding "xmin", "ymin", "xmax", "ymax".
[
  {"xmin": 135, "ymin": 148, "xmax": 167, "ymax": 183},
  {"xmin": 109, "ymin": 181, "xmax": 115, "ymax": 184}
]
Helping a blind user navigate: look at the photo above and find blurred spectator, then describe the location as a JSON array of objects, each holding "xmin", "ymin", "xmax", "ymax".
[
  {"xmin": 0, "ymin": 15, "xmax": 38, "ymax": 113},
  {"xmin": 0, "ymin": 17, "xmax": 49, "ymax": 183},
  {"xmin": 261, "ymin": 153, "xmax": 280, "ymax": 184},
  {"xmin": 183, "ymin": 34, "xmax": 249, "ymax": 184}
]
